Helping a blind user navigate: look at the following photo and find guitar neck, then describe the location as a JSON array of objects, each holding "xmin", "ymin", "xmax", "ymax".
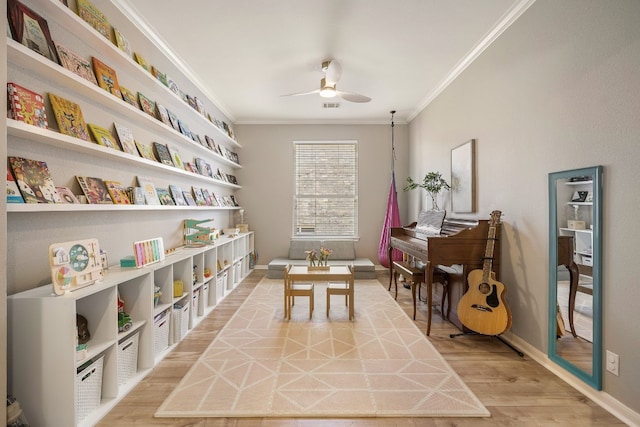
[{"xmin": 481, "ymin": 217, "xmax": 499, "ymax": 282}]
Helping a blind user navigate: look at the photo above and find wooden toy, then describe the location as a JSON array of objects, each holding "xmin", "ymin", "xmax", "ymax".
[{"xmin": 49, "ymin": 238, "xmax": 104, "ymax": 295}]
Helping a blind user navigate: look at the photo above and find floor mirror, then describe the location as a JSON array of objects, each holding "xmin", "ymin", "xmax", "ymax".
[{"xmin": 548, "ymin": 166, "xmax": 602, "ymax": 390}]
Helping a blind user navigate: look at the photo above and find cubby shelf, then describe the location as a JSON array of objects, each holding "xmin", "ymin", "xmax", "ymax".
[{"xmin": 8, "ymin": 233, "xmax": 254, "ymax": 427}]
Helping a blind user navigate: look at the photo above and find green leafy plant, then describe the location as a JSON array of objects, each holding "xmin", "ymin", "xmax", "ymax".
[{"xmin": 403, "ymin": 171, "xmax": 451, "ymax": 210}]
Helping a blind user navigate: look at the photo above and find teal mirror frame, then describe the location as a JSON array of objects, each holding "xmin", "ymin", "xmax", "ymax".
[{"xmin": 548, "ymin": 165, "xmax": 603, "ymax": 390}]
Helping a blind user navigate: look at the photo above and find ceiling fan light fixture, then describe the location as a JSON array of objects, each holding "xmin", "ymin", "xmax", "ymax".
[{"xmin": 319, "ymin": 78, "xmax": 336, "ymax": 98}]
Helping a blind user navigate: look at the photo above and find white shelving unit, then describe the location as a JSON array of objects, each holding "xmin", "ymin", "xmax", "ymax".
[
  {"xmin": 559, "ymin": 179, "xmax": 594, "ymax": 278},
  {"xmin": 8, "ymin": 232, "xmax": 254, "ymax": 427},
  {"xmin": 6, "ymin": 0, "xmax": 254, "ymax": 426}
]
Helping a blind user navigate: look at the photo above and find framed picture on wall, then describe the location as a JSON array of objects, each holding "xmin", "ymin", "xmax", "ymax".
[{"xmin": 451, "ymin": 139, "xmax": 476, "ymax": 213}]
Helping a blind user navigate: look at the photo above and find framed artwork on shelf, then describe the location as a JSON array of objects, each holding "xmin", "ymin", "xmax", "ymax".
[
  {"xmin": 450, "ymin": 139, "xmax": 476, "ymax": 213},
  {"xmin": 8, "ymin": 0, "xmax": 60, "ymax": 63}
]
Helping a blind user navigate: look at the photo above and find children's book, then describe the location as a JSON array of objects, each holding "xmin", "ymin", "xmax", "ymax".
[
  {"xmin": 76, "ymin": 176, "xmax": 113, "ymax": 204},
  {"xmin": 168, "ymin": 185, "xmax": 187, "ymax": 206},
  {"xmin": 151, "ymin": 66, "xmax": 168, "ymax": 86},
  {"xmin": 168, "ymin": 147, "xmax": 185, "ymax": 170},
  {"xmin": 166, "ymin": 75, "xmax": 180, "ymax": 95},
  {"xmin": 6, "ymin": 167, "xmax": 24, "ymax": 203},
  {"xmin": 126, "ymin": 186, "xmax": 146, "ymax": 205},
  {"xmin": 7, "ymin": 0, "xmax": 59, "ymax": 63},
  {"xmin": 88, "ymin": 123, "xmax": 121, "ymax": 150},
  {"xmin": 152, "ymin": 142, "xmax": 174, "ymax": 166},
  {"xmin": 55, "ymin": 186, "xmax": 80, "ymax": 204},
  {"xmin": 137, "ymin": 92, "xmax": 156, "ymax": 118},
  {"xmin": 9, "ymin": 156, "xmax": 62, "ymax": 204},
  {"xmin": 133, "ymin": 52, "xmax": 150, "ymax": 72},
  {"xmin": 113, "ymin": 28, "xmax": 131, "ymax": 57},
  {"xmin": 201, "ymin": 188, "xmax": 213, "ymax": 206},
  {"xmin": 48, "ymin": 93, "xmax": 90, "ymax": 141},
  {"xmin": 136, "ymin": 176, "xmax": 160, "ymax": 205},
  {"xmin": 92, "ymin": 57, "xmax": 122, "ymax": 99},
  {"xmin": 7, "ymin": 83, "xmax": 48, "ymax": 128},
  {"xmin": 113, "ymin": 123, "xmax": 138, "ymax": 156},
  {"xmin": 135, "ymin": 141, "xmax": 157, "ymax": 161},
  {"xmin": 54, "ymin": 43, "xmax": 97, "ymax": 85},
  {"xmin": 156, "ymin": 187, "xmax": 175, "ymax": 206},
  {"xmin": 120, "ymin": 86, "xmax": 138, "ymax": 108},
  {"xmin": 167, "ymin": 110, "xmax": 181, "ymax": 132},
  {"xmin": 103, "ymin": 180, "xmax": 131, "ymax": 204},
  {"xmin": 155, "ymin": 103, "xmax": 171, "ymax": 127},
  {"xmin": 77, "ymin": 0, "xmax": 111, "ymax": 41},
  {"xmin": 182, "ymin": 191, "xmax": 196, "ymax": 206},
  {"xmin": 192, "ymin": 187, "xmax": 206, "ymax": 206}
]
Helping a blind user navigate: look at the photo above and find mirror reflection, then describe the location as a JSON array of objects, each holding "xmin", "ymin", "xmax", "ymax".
[{"xmin": 549, "ymin": 166, "xmax": 602, "ymax": 390}]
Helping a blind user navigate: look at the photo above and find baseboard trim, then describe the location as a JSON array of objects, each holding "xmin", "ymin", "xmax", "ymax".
[{"xmin": 505, "ymin": 333, "xmax": 639, "ymax": 426}]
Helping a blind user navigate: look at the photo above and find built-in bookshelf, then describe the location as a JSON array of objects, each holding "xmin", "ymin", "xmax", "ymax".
[{"xmin": 6, "ymin": 1, "xmax": 253, "ymax": 426}]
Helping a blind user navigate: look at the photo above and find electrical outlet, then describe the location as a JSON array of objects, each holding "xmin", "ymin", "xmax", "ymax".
[{"xmin": 606, "ymin": 350, "xmax": 619, "ymax": 376}]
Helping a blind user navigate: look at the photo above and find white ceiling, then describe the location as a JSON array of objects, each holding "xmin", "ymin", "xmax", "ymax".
[{"xmin": 114, "ymin": 0, "xmax": 532, "ymax": 124}]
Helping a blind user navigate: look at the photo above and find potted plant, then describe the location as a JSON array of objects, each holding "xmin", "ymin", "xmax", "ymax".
[{"xmin": 403, "ymin": 171, "xmax": 451, "ymax": 211}]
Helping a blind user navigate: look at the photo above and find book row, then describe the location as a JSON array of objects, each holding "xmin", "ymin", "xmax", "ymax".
[
  {"xmin": 7, "ymin": 82, "xmax": 239, "ymax": 185},
  {"xmin": 7, "ymin": 156, "xmax": 240, "ymax": 208},
  {"xmin": 7, "ymin": 0, "xmax": 239, "ymax": 158}
]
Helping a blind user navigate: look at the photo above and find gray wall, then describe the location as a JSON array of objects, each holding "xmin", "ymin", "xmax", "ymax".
[
  {"xmin": 407, "ymin": 0, "xmax": 640, "ymax": 413},
  {"xmin": 235, "ymin": 123, "xmax": 409, "ymax": 265}
]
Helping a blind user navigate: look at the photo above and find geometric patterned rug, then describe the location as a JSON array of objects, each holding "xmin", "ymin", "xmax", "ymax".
[{"xmin": 155, "ymin": 278, "xmax": 490, "ymax": 418}]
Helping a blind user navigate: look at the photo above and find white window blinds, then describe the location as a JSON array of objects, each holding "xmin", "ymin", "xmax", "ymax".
[{"xmin": 293, "ymin": 141, "xmax": 358, "ymax": 237}]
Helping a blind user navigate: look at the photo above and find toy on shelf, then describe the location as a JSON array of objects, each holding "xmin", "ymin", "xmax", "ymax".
[
  {"xmin": 133, "ymin": 237, "xmax": 165, "ymax": 268},
  {"xmin": 117, "ymin": 292, "xmax": 133, "ymax": 332},
  {"xmin": 184, "ymin": 219, "xmax": 219, "ymax": 246},
  {"xmin": 49, "ymin": 238, "xmax": 104, "ymax": 295}
]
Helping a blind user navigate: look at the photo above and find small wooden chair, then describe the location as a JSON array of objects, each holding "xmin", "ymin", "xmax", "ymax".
[
  {"xmin": 326, "ymin": 264, "xmax": 355, "ymax": 320},
  {"xmin": 283, "ymin": 264, "xmax": 314, "ymax": 320}
]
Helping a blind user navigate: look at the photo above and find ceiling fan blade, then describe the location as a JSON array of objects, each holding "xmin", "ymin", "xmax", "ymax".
[
  {"xmin": 337, "ymin": 90, "xmax": 371, "ymax": 103},
  {"xmin": 280, "ymin": 89, "xmax": 320, "ymax": 97},
  {"xmin": 325, "ymin": 60, "xmax": 342, "ymax": 84}
]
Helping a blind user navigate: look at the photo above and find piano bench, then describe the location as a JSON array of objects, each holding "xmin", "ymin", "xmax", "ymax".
[{"xmin": 390, "ymin": 261, "xmax": 449, "ymax": 336}]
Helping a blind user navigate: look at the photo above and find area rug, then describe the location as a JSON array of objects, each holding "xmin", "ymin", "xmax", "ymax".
[{"xmin": 155, "ymin": 278, "xmax": 490, "ymax": 418}]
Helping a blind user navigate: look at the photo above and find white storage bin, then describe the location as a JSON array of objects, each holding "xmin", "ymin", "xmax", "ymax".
[
  {"xmin": 173, "ymin": 303, "xmax": 190, "ymax": 342},
  {"xmin": 202, "ymin": 283, "xmax": 210, "ymax": 313},
  {"xmin": 153, "ymin": 310, "xmax": 170, "ymax": 357},
  {"xmin": 192, "ymin": 288, "xmax": 201, "ymax": 316},
  {"xmin": 217, "ymin": 271, "xmax": 227, "ymax": 297},
  {"xmin": 117, "ymin": 332, "xmax": 139, "ymax": 385},
  {"xmin": 75, "ymin": 355, "xmax": 104, "ymax": 423},
  {"xmin": 225, "ymin": 270, "xmax": 233, "ymax": 290}
]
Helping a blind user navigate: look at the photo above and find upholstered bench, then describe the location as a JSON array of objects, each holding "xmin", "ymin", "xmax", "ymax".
[{"xmin": 267, "ymin": 240, "xmax": 376, "ymax": 280}]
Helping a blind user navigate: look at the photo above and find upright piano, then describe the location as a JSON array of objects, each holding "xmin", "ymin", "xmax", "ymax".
[{"xmin": 388, "ymin": 217, "xmax": 501, "ymax": 331}]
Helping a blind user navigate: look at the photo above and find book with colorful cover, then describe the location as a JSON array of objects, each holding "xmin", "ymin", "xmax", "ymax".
[
  {"xmin": 120, "ymin": 86, "xmax": 138, "ymax": 108},
  {"xmin": 48, "ymin": 93, "xmax": 90, "ymax": 141},
  {"xmin": 88, "ymin": 123, "xmax": 121, "ymax": 150},
  {"xmin": 9, "ymin": 156, "xmax": 62, "ymax": 204},
  {"xmin": 76, "ymin": 176, "xmax": 113, "ymax": 204},
  {"xmin": 113, "ymin": 28, "xmax": 131, "ymax": 57},
  {"xmin": 201, "ymin": 188, "xmax": 214, "ymax": 206},
  {"xmin": 182, "ymin": 191, "xmax": 196, "ymax": 206},
  {"xmin": 126, "ymin": 186, "xmax": 146, "ymax": 205},
  {"xmin": 156, "ymin": 187, "xmax": 175, "ymax": 206},
  {"xmin": 167, "ymin": 109, "xmax": 181, "ymax": 132},
  {"xmin": 168, "ymin": 147, "xmax": 185, "ymax": 170},
  {"xmin": 54, "ymin": 43, "xmax": 97, "ymax": 85},
  {"xmin": 92, "ymin": 57, "xmax": 122, "ymax": 99},
  {"xmin": 136, "ymin": 176, "xmax": 160, "ymax": 205},
  {"xmin": 55, "ymin": 186, "xmax": 80, "ymax": 204},
  {"xmin": 151, "ymin": 66, "xmax": 168, "ymax": 87},
  {"xmin": 113, "ymin": 123, "xmax": 138, "ymax": 156},
  {"xmin": 135, "ymin": 141, "xmax": 157, "ymax": 161},
  {"xmin": 137, "ymin": 92, "xmax": 156, "ymax": 118},
  {"xmin": 133, "ymin": 52, "xmax": 150, "ymax": 72},
  {"xmin": 7, "ymin": 82, "xmax": 48, "ymax": 128},
  {"xmin": 8, "ymin": 0, "xmax": 59, "ymax": 63},
  {"xmin": 192, "ymin": 187, "xmax": 206, "ymax": 206},
  {"xmin": 155, "ymin": 103, "xmax": 171, "ymax": 127},
  {"xmin": 103, "ymin": 180, "xmax": 130, "ymax": 204},
  {"xmin": 152, "ymin": 142, "xmax": 174, "ymax": 166},
  {"xmin": 6, "ymin": 167, "xmax": 24, "ymax": 203},
  {"xmin": 168, "ymin": 185, "xmax": 187, "ymax": 206},
  {"xmin": 76, "ymin": 0, "xmax": 111, "ymax": 41}
]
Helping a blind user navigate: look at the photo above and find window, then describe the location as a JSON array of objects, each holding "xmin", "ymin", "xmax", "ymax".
[{"xmin": 293, "ymin": 141, "xmax": 358, "ymax": 237}]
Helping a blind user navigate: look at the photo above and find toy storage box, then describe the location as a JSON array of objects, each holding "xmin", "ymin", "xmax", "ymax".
[
  {"xmin": 153, "ymin": 310, "xmax": 170, "ymax": 357},
  {"xmin": 173, "ymin": 303, "xmax": 190, "ymax": 342},
  {"xmin": 75, "ymin": 355, "xmax": 104, "ymax": 423},
  {"xmin": 117, "ymin": 332, "xmax": 139, "ymax": 385}
]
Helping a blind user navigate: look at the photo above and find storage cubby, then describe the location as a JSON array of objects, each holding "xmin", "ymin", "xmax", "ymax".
[{"xmin": 8, "ymin": 233, "xmax": 253, "ymax": 426}]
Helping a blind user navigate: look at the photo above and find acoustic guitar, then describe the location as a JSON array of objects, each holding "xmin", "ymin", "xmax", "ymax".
[{"xmin": 457, "ymin": 210, "xmax": 512, "ymax": 336}]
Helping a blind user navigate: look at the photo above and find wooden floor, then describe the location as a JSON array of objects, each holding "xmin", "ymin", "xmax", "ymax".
[{"xmin": 98, "ymin": 270, "xmax": 624, "ymax": 426}]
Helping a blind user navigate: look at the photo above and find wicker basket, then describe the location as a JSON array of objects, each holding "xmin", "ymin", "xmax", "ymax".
[
  {"xmin": 153, "ymin": 310, "xmax": 170, "ymax": 357},
  {"xmin": 75, "ymin": 355, "xmax": 104, "ymax": 423},
  {"xmin": 192, "ymin": 288, "xmax": 201, "ymax": 316},
  {"xmin": 117, "ymin": 332, "xmax": 139, "ymax": 385},
  {"xmin": 172, "ymin": 303, "xmax": 190, "ymax": 342},
  {"xmin": 201, "ymin": 283, "xmax": 210, "ymax": 313}
]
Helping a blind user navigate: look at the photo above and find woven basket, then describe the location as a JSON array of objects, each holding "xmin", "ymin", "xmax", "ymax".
[
  {"xmin": 117, "ymin": 332, "xmax": 139, "ymax": 385},
  {"xmin": 75, "ymin": 355, "xmax": 104, "ymax": 423}
]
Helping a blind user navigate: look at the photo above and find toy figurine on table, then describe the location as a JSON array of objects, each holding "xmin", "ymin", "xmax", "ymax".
[{"xmin": 184, "ymin": 219, "xmax": 219, "ymax": 246}]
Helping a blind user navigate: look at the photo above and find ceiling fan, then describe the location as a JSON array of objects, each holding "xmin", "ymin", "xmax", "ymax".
[{"xmin": 281, "ymin": 60, "xmax": 371, "ymax": 103}]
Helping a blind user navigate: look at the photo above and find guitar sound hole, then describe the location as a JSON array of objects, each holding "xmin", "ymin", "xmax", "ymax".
[{"xmin": 478, "ymin": 282, "xmax": 491, "ymax": 294}]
